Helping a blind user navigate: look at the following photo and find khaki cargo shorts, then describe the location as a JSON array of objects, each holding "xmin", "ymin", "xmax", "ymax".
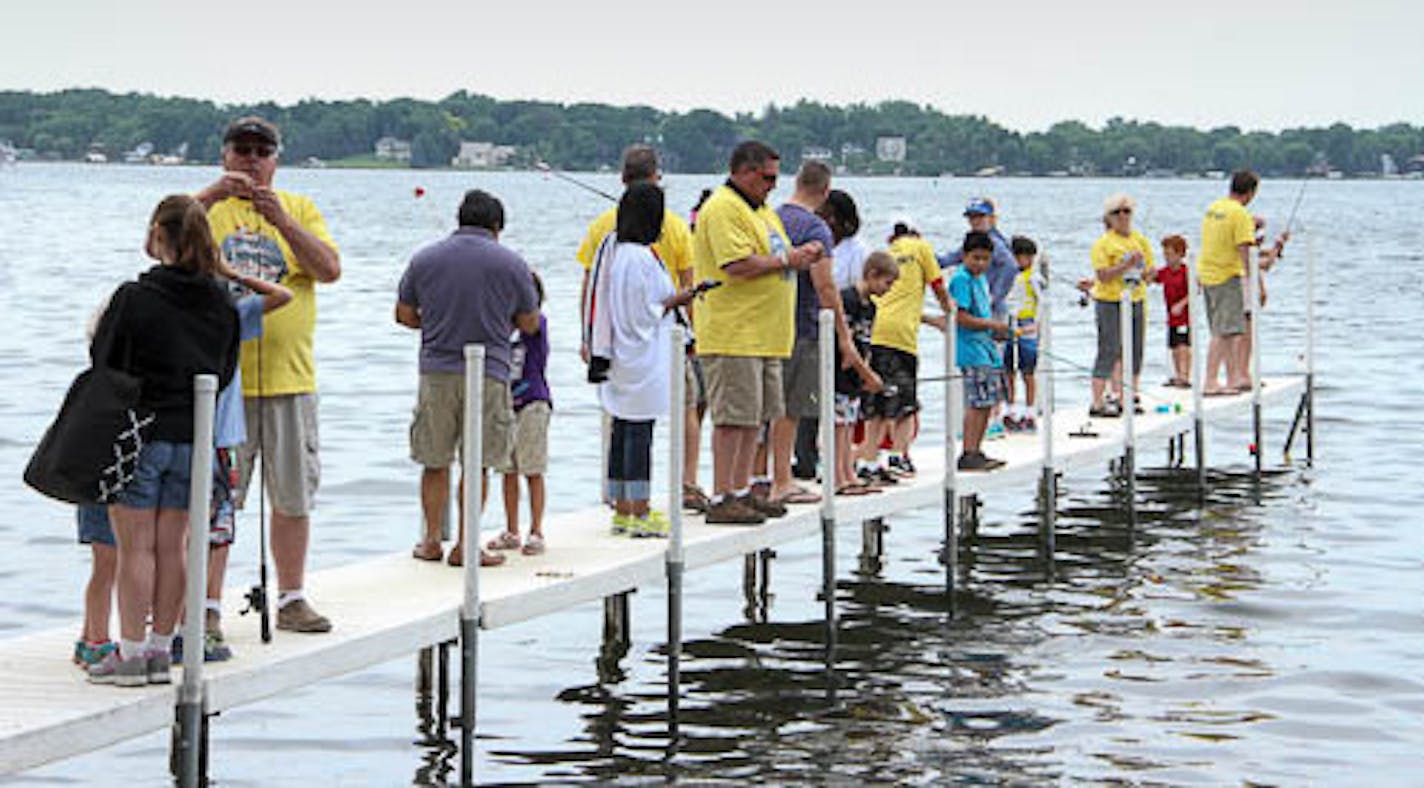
[
  {"xmin": 236, "ymin": 393, "xmax": 320, "ymax": 517},
  {"xmin": 510, "ymin": 401, "xmax": 551, "ymax": 475},
  {"xmin": 1204, "ymin": 277, "xmax": 1246, "ymax": 337},
  {"xmin": 409, "ymin": 372, "xmax": 515, "ymax": 473},
  {"xmin": 702, "ymin": 354, "xmax": 784, "ymax": 428}
]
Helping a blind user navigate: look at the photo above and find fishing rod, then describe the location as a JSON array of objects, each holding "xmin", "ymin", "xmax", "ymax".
[
  {"xmin": 534, "ymin": 161, "xmax": 618, "ymax": 202},
  {"xmin": 1283, "ymin": 172, "xmax": 1312, "ymax": 234}
]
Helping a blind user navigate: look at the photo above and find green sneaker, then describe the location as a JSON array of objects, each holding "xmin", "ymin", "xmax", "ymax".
[
  {"xmin": 611, "ymin": 513, "xmax": 635, "ymax": 536},
  {"xmin": 73, "ymin": 639, "xmax": 115, "ymax": 669},
  {"xmin": 632, "ymin": 512, "xmax": 670, "ymax": 539}
]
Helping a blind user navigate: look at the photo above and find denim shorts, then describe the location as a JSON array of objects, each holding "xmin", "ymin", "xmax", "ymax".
[
  {"xmin": 962, "ymin": 365, "xmax": 1007, "ymax": 410},
  {"xmin": 115, "ymin": 441, "xmax": 194, "ymax": 510},
  {"xmin": 76, "ymin": 504, "xmax": 115, "ymax": 547}
]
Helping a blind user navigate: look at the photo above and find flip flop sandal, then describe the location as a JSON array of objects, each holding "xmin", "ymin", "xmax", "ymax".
[
  {"xmin": 486, "ymin": 531, "xmax": 521, "ymax": 551},
  {"xmin": 836, "ymin": 483, "xmax": 878, "ymax": 496},
  {"xmin": 411, "ymin": 541, "xmax": 443, "ymax": 562},
  {"xmin": 521, "ymin": 534, "xmax": 546, "ymax": 556},
  {"xmin": 682, "ymin": 483, "xmax": 711, "ymax": 513},
  {"xmin": 776, "ymin": 488, "xmax": 823, "ymax": 505}
]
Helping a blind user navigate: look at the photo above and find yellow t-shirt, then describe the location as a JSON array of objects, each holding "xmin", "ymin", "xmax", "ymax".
[
  {"xmin": 870, "ymin": 235, "xmax": 942, "ymax": 355},
  {"xmin": 1198, "ymin": 197, "xmax": 1255, "ymax": 287},
  {"xmin": 690, "ymin": 185, "xmax": 795, "ymax": 358},
  {"xmin": 1090, "ymin": 230, "xmax": 1155, "ymax": 303},
  {"xmin": 1011, "ymin": 266, "xmax": 1039, "ymax": 321},
  {"xmin": 207, "ymin": 192, "xmax": 338, "ymax": 396},
  {"xmin": 576, "ymin": 207, "xmax": 693, "ymax": 287}
]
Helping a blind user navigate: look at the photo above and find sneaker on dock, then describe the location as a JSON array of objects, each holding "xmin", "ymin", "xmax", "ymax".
[
  {"xmin": 146, "ymin": 649, "xmax": 172, "ymax": 685},
  {"xmin": 72, "ymin": 639, "xmax": 115, "ymax": 669},
  {"xmin": 744, "ymin": 493, "xmax": 787, "ymax": 519},
  {"xmin": 632, "ymin": 511, "xmax": 670, "ymax": 539},
  {"xmin": 957, "ymin": 452, "xmax": 1006, "ymax": 472},
  {"xmin": 277, "ymin": 599, "xmax": 332, "ymax": 633},
  {"xmin": 705, "ymin": 496, "xmax": 765, "ymax": 525},
  {"xmin": 611, "ymin": 513, "xmax": 635, "ymax": 535},
  {"xmin": 87, "ymin": 650, "xmax": 147, "ymax": 687}
]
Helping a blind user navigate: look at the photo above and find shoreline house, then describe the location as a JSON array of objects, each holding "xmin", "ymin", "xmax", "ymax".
[
  {"xmin": 375, "ymin": 136, "xmax": 413, "ymax": 164},
  {"xmin": 451, "ymin": 141, "xmax": 518, "ymax": 169}
]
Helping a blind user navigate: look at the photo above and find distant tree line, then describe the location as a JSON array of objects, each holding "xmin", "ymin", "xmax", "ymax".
[{"xmin": 2, "ymin": 88, "xmax": 1422, "ymax": 176}]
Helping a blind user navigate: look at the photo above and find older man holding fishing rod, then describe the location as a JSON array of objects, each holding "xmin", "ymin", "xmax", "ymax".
[
  {"xmin": 196, "ymin": 116, "xmax": 341, "ymax": 634},
  {"xmin": 575, "ymin": 146, "xmax": 711, "ymax": 511}
]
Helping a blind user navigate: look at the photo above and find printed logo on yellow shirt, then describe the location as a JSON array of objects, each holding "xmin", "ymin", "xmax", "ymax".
[{"xmin": 222, "ymin": 226, "xmax": 288, "ymax": 288}]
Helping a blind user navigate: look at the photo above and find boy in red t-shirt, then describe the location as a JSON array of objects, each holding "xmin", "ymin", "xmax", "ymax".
[{"xmin": 1156, "ymin": 235, "xmax": 1192, "ymax": 387}]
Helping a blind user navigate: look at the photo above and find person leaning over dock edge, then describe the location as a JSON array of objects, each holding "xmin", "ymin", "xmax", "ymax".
[
  {"xmin": 575, "ymin": 145, "xmax": 710, "ymax": 513},
  {"xmin": 397, "ymin": 189, "xmax": 540, "ymax": 569},
  {"xmin": 1088, "ymin": 193, "xmax": 1155, "ymax": 418},
  {"xmin": 87, "ymin": 195, "xmax": 240, "ymax": 686},
  {"xmin": 195, "ymin": 116, "xmax": 341, "ymax": 634},
  {"xmin": 692, "ymin": 141, "xmax": 823, "ymax": 525}
]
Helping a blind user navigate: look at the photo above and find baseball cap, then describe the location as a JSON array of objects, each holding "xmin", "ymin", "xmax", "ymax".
[
  {"xmin": 963, "ymin": 199, "xmax": 995, "ymax": 217},
  {"xmin": 223, "ymin": 116, "xmax": 281, "ymax": 147}
]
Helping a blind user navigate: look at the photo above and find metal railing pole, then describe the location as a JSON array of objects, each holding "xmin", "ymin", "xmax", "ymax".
[
  {"xmin": 817, "ymin": 309, "xmax": 837, "ymax": 695},
  {"xmin": 176, "ymin": 374, "xmax": 217, "ymax": 788},
  {"xmin": 1306, "ymin": 231, "xmax": 1317, "ymax": 467},
  {"xmin": 1037, "ymin": 270, "xmax": 1056, "ymax": 560},
  {"xmin": 1119, "ymin": 289, "xmax": 1137, "ymax": 530},
  {"xmin": 460, "ymin": 344, "xmax": 485, "ymax": 787},
  {"xmin": 943, "ymin": 296, "xmax": 959, "ymax": 612},
  {"xmin": 1187, "ymin": 255, "xmax": 1207, "ymax": 497},
  {"xmin": 1249, "ymin": 248, "xmax": 1263, "ymax": 483},
  {"xmin": 666, "ymin": 326, "xmax": 686, "ymax": 744}
]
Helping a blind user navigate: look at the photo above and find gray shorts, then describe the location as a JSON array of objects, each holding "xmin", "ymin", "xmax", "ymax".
[
  {"xmin": 236, "ymin": 394, "xmax": 320, "ymax": 518},
  {"xmin": 408, "ymin": 372, "xmax": 515, "ymax": 474},
  {"xmin": 511, "ymin": 401, "xmax": 551, "ymax": 475},
  {"xmin": 1092, "ymin": 300, "xmax": 1145, "ymax": 379},
  {"xmin": 781, "ymin": 339, "xmax": 820, "ymax": 420},
  {"xmin": 1204, "ymin": 277, "xmax": 1246, "ymax": 337}
]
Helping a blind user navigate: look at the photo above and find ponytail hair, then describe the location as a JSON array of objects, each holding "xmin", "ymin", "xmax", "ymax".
[{"xmin": 149, "ymin": 194, "xmax": 222, "ymax": 277}]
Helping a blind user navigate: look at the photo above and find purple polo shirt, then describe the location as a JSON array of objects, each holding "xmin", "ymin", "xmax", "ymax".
[{"xmin": 397, "ymin": 227, "xmax": 538, "ymax": 381}]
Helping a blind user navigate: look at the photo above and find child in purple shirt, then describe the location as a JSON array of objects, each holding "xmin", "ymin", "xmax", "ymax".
[{"xmin": 490, "ymin": 273, "xmax": 552, "ymax": 556}]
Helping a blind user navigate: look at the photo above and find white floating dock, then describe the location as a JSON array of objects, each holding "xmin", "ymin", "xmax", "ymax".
[{"xmin": 0, "ymin": 377, "xmax": 1304, "ymax": 776}]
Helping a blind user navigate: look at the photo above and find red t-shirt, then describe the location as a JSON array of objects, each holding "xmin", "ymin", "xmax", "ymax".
[{"xmin": 1158, "ymin": 264, "xmax": 1189, "ymax": 327}]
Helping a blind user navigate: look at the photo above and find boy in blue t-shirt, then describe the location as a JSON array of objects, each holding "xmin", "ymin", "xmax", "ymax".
[{"xmin": 949, "ymin": 232, "xmax": 1010, "ymax": 471}]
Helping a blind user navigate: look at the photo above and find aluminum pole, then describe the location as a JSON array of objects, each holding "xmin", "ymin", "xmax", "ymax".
[
  {"xmin": 817, "ymin": 309, "xmax": 837, "ymax": 694},
  {"xmin": 1119, "ymin": 289, "xmax": 1137, "ymax": 530},
  {"xmin": 176, "ymin": 374, "xmax": 217, "ymax": 788},
  {"xmin": 666, "ymin": 326, "xmax": 686, "ymax": 743},
  {"xmin": 460, "ymin": 344, "xmax": 484, "ymax": 787},
  {"xmin": 943, "ymin": 295, "xmax": 959, "ymax": 611}
]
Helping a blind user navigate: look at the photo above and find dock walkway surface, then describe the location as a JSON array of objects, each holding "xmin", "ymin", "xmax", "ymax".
[{"xmin": 0, "ymin": 376, "xmax": 1304, "ymax": 775}]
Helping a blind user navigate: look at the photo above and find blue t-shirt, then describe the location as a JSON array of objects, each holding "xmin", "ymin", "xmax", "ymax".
[
  {"xmin": 938, "ymin": 227, "xmax": 1017, "ymax": 320},
  {"xmin": 775, "ymin": 203, "xmax": 836, "ymax": 342},
  {"xmin": 948, "ymin": 267, "xmax": 1001, "ymax": 369},
  {"xmin": 215, "ymin": 296, "xmax": 265, "ymax": 448}
]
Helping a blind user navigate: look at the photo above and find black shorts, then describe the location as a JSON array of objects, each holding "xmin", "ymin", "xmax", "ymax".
[
  {"xmin": 863, "ymin": 345, "xmax": 918, "ymax": 420},
  {"xmin": 1167, "ymin": 324, "xmax": 1191, "ymax": 348}
]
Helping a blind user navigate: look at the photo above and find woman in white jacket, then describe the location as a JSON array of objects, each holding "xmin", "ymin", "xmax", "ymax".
[{"xmin": 592, "ymin": 182, "xmax": 697, "ymax": 538}]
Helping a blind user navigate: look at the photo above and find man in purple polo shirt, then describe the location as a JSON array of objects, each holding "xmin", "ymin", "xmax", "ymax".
[{"xmin": 396, "ymin": 189, "xmax": 540, "ymax": 568}]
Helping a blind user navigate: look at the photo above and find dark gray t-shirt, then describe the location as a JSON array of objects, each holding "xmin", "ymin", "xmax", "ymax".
[
  {"xmin": 397, "ymin": 227, "xmax": 538, "ymax": 380},
  {"xmin": 776, "ymin": 203, "xmax": 836, "ymax": 342}
]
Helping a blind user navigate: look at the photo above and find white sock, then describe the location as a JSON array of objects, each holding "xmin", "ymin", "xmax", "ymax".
[
  {"xmin": 278, "ymin": 590, "xmax": 305, "ymax": 609},
  {"xmin": 204, "ymin": 599, "xmax": 222, "ymax": 614},
  {"xmin": 147, "ymin": 632, "xmax": 174, "ymax": 653},
  {"xmin": 119, "ymin": 638, "xmax": 145, "ymax": 661}
]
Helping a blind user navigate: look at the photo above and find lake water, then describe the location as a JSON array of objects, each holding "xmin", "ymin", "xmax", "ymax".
[{"xmin": 1, "ymin": 164, "xmax": 1422, "ymax": 785}]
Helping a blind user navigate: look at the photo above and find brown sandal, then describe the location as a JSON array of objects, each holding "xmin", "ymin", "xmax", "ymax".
[{"xmin": 412, "ymin": 541, "xmax": 443, "ymax": 562}]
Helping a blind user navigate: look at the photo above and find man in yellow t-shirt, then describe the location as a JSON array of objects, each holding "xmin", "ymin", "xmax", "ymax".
[
  {"xmin": 692, "ymin": 141, "xmax": 823, "ymax": 525},
  {"xmin": 861, "ymin": 220, "xmax": 952, "ymax": 476},
  {"xmin": 575, "ymin": 145, "xmax": 707, "ymax": 511},
  {"xmin": 1197, "ymin": 170, "xmax": 1281, "ymax": 393},
  {"xmin": 196, "ymin": 116, "xmax": 341, "ymax": 634},
  {"xmin": 1088, "ymin": 194, "xmax": 1156, "ymax": 416}
]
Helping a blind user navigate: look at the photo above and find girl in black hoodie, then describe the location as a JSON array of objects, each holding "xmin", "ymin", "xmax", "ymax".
[{"xmin": 87, "ymin": 195, "xmax": 240, "ymax": 686}]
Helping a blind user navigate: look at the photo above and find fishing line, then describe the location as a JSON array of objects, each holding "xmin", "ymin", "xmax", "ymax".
[{"xmin": 534, "ymin": 161, "xmax": 618, "ymax": 202}]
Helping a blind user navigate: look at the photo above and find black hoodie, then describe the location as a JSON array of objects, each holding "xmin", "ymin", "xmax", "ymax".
[{"xmin": 92, "ymin": 264, "xmax": 240, "ymax": 443}]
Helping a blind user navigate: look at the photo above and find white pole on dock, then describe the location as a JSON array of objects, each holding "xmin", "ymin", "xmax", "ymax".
[
  {"xmin": 1119, "ymin": 288, "xmax": 1137, "ymax": 529},
  {"xmin": 1249, "ymin": 247, "xmax": 1264, "ymax": 483},
  {"xmin": 1187, "ymin": 255, "xmax": 1207, "ymax": 497},
  {"xmin": 1306, "ymin": 231, "xmax": 1317, "ymax": 467},
  {"xmin": 460, "ymin": 344, "xmax": 485, "ymax": 787},
  {"xmin": 176, "ymin": 374, "xmax": 217, "ymax": 788},
  {"xmin": 666, "ymin": 326, "xmax": 686, "ymax": 741},
  {"xmin": 943, "ymin": 295, "xmax": 959, "ymax": 611},
  {"xmin": 817, "ymin": 309, "xmax": 837, "ymax": 693},
  {"xmin": 1037, "ymin": 266, "xmax": 1056, "ymax": 560}
]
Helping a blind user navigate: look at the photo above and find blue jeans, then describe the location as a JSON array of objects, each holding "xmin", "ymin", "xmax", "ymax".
[{"xmin": 115, "ymin": 441, "xmax": 194, "ymax": 510}]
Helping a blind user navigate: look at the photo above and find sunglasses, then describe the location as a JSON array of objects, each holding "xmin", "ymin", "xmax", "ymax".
[
  {"xmin": 759, "ymin": 170, "xmax": 778, "ymax": 185},
  {"xmin": 232, "ymin": 143, "xmax": 277, "ymax": 158},
  {"xmin": 1109, "ymin": 208, "xmax": 1133, "ymax": 216}
]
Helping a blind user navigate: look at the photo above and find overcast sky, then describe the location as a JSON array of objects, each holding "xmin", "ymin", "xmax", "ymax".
[{"xmin": 7, "ymin": 0, "xmax": 1420, "ymax": 132}]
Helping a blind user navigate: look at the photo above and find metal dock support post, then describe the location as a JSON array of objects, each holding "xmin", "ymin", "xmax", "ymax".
[
  {"xmin": 666, "ymin": 327, "xmax": 686, "ymax": 743},
  {"xmin": 1037, "ymin": 269, "xmax": 1056, "ymax": 563},
  {"xmin": 1249, "ymin": 248, "xmax": 1264, "ymax": 485},
  {"xmin": 1119, "ymin": 290, "xmax": 1137, "ymax": 530},
  {"xmin": 1187, "ymin": 254, "xmax": 1207, "ymax": 497},
  {"xmin": 176, "ymin": 374, "xmax": 217, "ymax": 788},
  {"xmin": 943, "ymin": 295, "xmax": 960, "ymax": 612},
  {"xmin": 1305, "ymin": 233, "xmax": 1316, "ymax": 467},
  {"xmin": 817, "ymin": 310, "xmax": 838, "ymax": 698},
  {"xmin": 460, "ymin": 344, "xmax": 485, "ymax": 788}
]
